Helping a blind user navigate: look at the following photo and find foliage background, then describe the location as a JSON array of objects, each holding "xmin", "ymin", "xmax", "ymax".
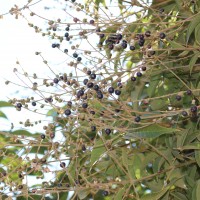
[{"xmin": 0, "ymin": 0, "xmax": 200, "ymax": 199}]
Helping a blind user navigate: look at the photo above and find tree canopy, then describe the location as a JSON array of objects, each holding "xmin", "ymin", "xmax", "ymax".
[{"xmin": 0, "ymin": 0, "xmax": 200, "ymax": 199}]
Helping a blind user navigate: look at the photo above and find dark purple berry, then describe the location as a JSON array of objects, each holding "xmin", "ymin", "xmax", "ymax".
[
  {"xmin": 16, "ymin": 103, "xmax": 22, "ymax": 108},
  {"xmin": 64, "ymin": 32, "xmax": 69, "ymax": 37},
  {"xmin": 64, "ymin": 109, "xmax": 71, "ymax": 116},
  {"xmin": 139, "ymin": 34, "xmax": 144, "ymax": 40},
  {"xmin": 77, "ymin": 57, "xmax": 82, "ymax": 62},
  {"xmin": 121, "ymin": 42, "xmax": 127, "ymax": 49},
  {"xmin": 186, "ymin": 90, "xmax": 192, "ymax": 95},
  {"xmin": 117, "ymin": 34, "xmax": 122, "ymax": 40},
  {"xmin": 105, "ymin": 129, "xmax": 111, "ymax": 135},
  {"xmin": 73, "ymin": 52, "xmax": 78, "ymax": 58},
  {"xmin": 83, "ymin": 79, "xmax": 88, "ymax": 85},
  {"xmin": 108, "ymin": 44, "xmax": 114, "ymax": 50},
  {"xmin": 176, "ymin": 95, "xmax": 182, "ymax": 101},
  {"xmin": 102, "ymin": 191, "xmax": 109, "ymax": 196},
  {"xmin": 90, "ymin": 111, "xmax": 95, "ymax": 115},
  {"xmin": 141, "ymin": 66, "xmax": 146, "ymax": 71},
  {"xmin": 131, "ymin": 76, "xmax": 136, "ymax": 81},
  {"xmin": 108, "ymin": 87, "xmax": 114, "ymax": 94},
  {"xmin": 60, "ymin": 162, "xmax": 66, "ymax": 168},
  {"xmin": 191, "ymin": 106, "xmax": 198, "ymax": 113},
  {"xmin": 115, "ymin": 90, "xmax": 121, "ymax": 95},
  {"xmin": 67, "ymin": 101, "xmax": 72, "ymax": 106},
  {"xmin": 57, "ymin": 183, "xmax": 62, "ymax": 187},
  {"xmin": 93, "ymin": 85, "xmax": 99, "ymax": 91},
  {"xmin": 160, "ymin": 32, "xmax": 166, "ymax": 39},
  {"xmin": 64, "ymin": 49, "xmax": 68, "ymax": 53},
  {"xmin": 159, "ymin": 8, "xmax": 164, "ymax": 13},
  {"xmin": 145, "ymin": 31, "xmax": 151, "ymax": 37},
  {"xmin": 138, "ymin": 39, "xmax": 145, "ymax": 46},
  {"xmin": 87, "ymin": 82, "xmax": 94, "ymax": 88},
  {"xmin": 82, "ymin": 103, "xmax": 88, "ymax": 108},
  {"xmin": 97, "ymin": 92, "xmax": 103, "ymax": 99},
  {"xmin": 41, "ymin": 134, "xmax": 45, "ymax": 139},
  {"xmin": 87, "ymin": 70, "xmax": 91, "ymax": 75},
  {"xmin": 32, "ymin": 102, "xmax": 36, "ymax": 106},
  {"xmin": 90, "ymin": 19, "xmax": 94, "ymax": 24},
  {"xmin": 182, "ymin": 111, "xmax": 188, "ymax": 117},
  {"xmin": 130, "ymin": 46, "xmax": 135, "ymax": 51},
  {"xmin": 91, "ymin": 126, "xmax": 96, "ymax": 131},
  {"xmin": 82, "ymin": 145, "xmax": 86, "ymax": 151},
  {"xmin": 100, "ymin": 34, "xmax": 105, "ymax": 38},
  {"xmin": 136, "ymin": 72, "xmax": 142, "ymax": 77},
  {"xmin": 135, "ymin": 116, "xmax": 141, "ymax": 122},
  {"xmin": 90, "ymin": 73, "xmax": 96, "ymax": 79},
  {"xmin": 52, "ymin": 43, "xmax": 57, "ymax": 48},
  {"xmin": 54, "ymin": 78, "xmax": 59, "ymax": 84},
  {"xmin": 117, "ymin": 82, "xmax": 123, "ymax": 88},
  {"xmin": 65, "ymin": 27, "xmax": 69, "ymax": 31}
]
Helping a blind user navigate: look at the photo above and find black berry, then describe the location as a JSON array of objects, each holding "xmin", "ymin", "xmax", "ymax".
[
  {"xmin": 136, "ymin": 72, "xmax": 142, "ymax": 77},
  {"xmin": 160, "ymin": 32, "xmax": 166, "ymax": 39},
  {"xmin": 108, "ymin": 87, "xmax": 114, "ymax": 94},
  {"xmin": 145, "ymin": 31, "xmax": 151, "ymax": 37},
  {"xmin": 191, "ymin": 106, "xmax": 197, "ymax": 113},
  {"xmin": 186, "ymin": 90, "xmax": 192, "ymax": 95},
  {"xmin": 16, "ymin": 103, "xmax": 22, "ymax": 108},
  {"xmin": 90, "ymin": 73, "xmax": 96, "ymax": 79},
  {"xmin": 82, "ymin": 103, "xmax": 88, "ymax": 108},
  {"xmin": 97, "ymin": 92, "xmax": 103, "ymax": 99},
  {"xmin": 60, "ymin": 162, "xmax": 66, "ymax": 168},
  {"xmin": 176, "ymin": 95, "xmax": 182, "ymax": 101},
  {"xmin": 135, "ymin": 116, "xmax": 141, "ymax": 122},
  {"xmin": 83, "ymin": 79, "xmax": 88, "ymax": 85},
  {"xmin": 41, "ymin": 134, "xmax": 45, "ymax": 139},
  {"xmin": 91, "ymin": 126, "xmax": 96, "ymax": 131},
  {"xmin": 64, "ymin": 109, "xmax": 71, "ymax": 116},
  {"xmin": 105, "ymin": 129, "xmax": 111, "ymax": 135},
  {"xmin": 131, "ymin": 76, "xmax": 136, "ymax": 81},
  {"xmin": 115, "ymin": 90, "xmax": 121, "ymax": 95},
  {"xmin": 87, "ymin": 82, "xmax": 94, "ymax": 88},
  {"xmin": 93, "ymin": 85, "xmax": 99, "ymax": 91},
  {"xmin": 182, "ymin": 111, "xmax": 188, "ymax": 117},
  {"xmin": 102, "ymin": 191, "xmax": 109, "ymax": 196},
  {"xmin": 32, "ymin": 102, "xmax": 36, "ymax": 106},
  {"xmin": 130, "ymin": 46, "xmax": 135, "ymax": 51},
  {"xmin": 54, "ymin": 78, "xmax": 59, "ymax": 84},
  {"xmin": 73, "ymin": 52, "xmax": 78, "ymax": 58}
]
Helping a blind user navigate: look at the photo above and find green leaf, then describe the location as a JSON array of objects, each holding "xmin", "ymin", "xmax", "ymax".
[
  {"xmin": 114, "ymin": 188, "xmax": 125, "ymax": 200},
  {"xmin": 0, "ymin": 110, "xmax": 7, "ymax": 119},
  {"xmin": 186, "ymin": 12, "xmax": 200, "ymax": 43},
  {"xmin": 77, "ymin": 189, "xmax": 90, "ymax": 200},
  {"xmin": 125, "ymin": 124, "xmax": 179, "ymax": 139},
  {"xmin": 12, "ymin": 130, "xmax": 33, "ymax": 136},
  {"xmin": 169, "ymin": 40, "xmax": 185, "ymax": 49},
  {"xmin": 195, "ymin": 150, "xmax": 200, "ymax": 167},
  {"xmin": 90, "ymin": 139, "xmax": 106, "ymax": 166},
  {"xmin": 195, "ymin": 23, "xmax": 200, "ymax": 45},
  {"xmin": 0, "ymin": 101, "xmax": 13, "ymax": 107},
  {"xmin": 189, "ymin": 52, "xmax": 200, "ymax": 75}
]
